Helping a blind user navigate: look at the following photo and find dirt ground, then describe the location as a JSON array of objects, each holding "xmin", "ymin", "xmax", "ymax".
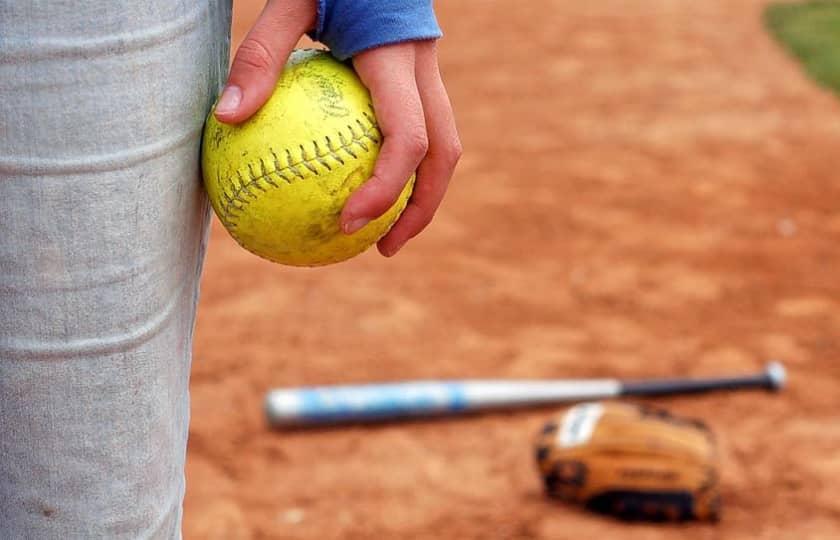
[{"xmin": 184, "ymin": 1, "xmax": 840, "ymax": 538}]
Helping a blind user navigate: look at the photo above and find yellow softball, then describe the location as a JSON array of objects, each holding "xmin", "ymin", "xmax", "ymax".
[{"xmin": 201, "ymin": 49, "xmax": 414, "ymax": 266}]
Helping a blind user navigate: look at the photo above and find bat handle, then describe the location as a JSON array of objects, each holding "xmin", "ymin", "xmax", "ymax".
[
  {"xmin": 621, "ymin": 361, "xmax": 786, "ymax": 397},
  {"xmin": 264, "ymin": 382, "xmax": 469, "ymax": 427}
]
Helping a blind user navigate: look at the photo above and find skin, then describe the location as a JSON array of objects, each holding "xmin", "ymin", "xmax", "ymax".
[{"xmin": 214, "ymin": 0, "xmax": 461, "ymax": 257}]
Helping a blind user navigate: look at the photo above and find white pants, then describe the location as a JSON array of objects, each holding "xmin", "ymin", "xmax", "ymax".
[{"xmin": 0, "ymin": 2, "xmax": 231, "ymax": 537}]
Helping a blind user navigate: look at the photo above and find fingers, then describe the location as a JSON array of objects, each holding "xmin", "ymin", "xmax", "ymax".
[
  {"xmin": 214, "ymin": 0, "xmax": 315, "ymax": 124},
  {"xmin": 376, "ymin": 41, "xmax": 462, "ymax": 257},
  {"xmin": 340, "ymin": 44, "xmax": 428, "ymax": 235}
]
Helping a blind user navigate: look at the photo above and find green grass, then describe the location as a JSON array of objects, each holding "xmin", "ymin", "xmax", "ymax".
[{"xmin": 765, "ymin": 0, "xmax": 840, "ymax": 93}]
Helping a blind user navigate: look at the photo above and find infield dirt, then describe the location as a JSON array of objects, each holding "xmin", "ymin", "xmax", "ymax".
[{"xmin": 185, "ymin": 1, "xmax": 840, "ymax": 538}]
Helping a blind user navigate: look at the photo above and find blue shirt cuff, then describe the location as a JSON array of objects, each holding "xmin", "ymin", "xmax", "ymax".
[{"xmin": 312, "ymin": 0, "xmax": 442, "ymax": 60}]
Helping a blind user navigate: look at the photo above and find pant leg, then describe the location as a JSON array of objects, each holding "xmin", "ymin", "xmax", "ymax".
[{"xmin": 0, "ymin": 1, "xmax": 231, "ymax": 538}]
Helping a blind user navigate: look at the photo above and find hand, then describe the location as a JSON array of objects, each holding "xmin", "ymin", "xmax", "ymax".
[{"xmin": 214, "ymin": 0, "xmax": 461, "ymax": 258}]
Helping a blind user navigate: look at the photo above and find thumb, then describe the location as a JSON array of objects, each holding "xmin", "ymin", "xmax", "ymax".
[{"xmin": 214, "ymin": 0, "xmax": 315, "ymax": 124}]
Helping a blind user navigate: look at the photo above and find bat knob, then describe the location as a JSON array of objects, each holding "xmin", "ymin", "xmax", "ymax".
[{"xmin": 765, "ymin": 361, "xmax": 786, "ymax": 391}]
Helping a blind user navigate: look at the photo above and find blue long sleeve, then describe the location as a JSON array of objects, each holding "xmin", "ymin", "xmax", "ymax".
[{"xmin": 312, "ymin": 0, "xmax": 442, "ymax": 60}]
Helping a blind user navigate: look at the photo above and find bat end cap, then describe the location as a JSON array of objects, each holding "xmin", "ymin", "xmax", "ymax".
[{"xmin": 766, "ymin": 361, "xmax": 787, "ymax": 391}]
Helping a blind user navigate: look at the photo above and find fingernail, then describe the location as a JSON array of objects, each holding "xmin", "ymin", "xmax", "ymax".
[
  {"xmin": 215, "ymin": 85, "xmax": 242, "ymax": 116},
  {"xmin": 343, "ymin": 218, "xmax": 371, "ymax": 234}
]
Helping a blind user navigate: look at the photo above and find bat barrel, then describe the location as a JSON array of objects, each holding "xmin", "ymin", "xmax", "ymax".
[
  {"xmin": 265, "ymin": 381, "xmax": 468, "ymax": 427},
  {"xmin": 264, "ymin": 380, "xmax": 620, "ymax": 427}
]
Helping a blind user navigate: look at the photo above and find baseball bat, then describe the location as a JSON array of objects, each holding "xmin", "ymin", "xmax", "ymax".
[{"xmin": 264, "ymin": 361, "xmax": 786, "ymax": 427}]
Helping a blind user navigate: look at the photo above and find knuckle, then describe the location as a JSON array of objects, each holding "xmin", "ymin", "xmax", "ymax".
[
  {"xmin": 413, "ymin": 176, "xmax": 437, "ymax": 198},
  {"xmin": 234, "ymin": 38, "xmax": 277, "ymax": 75},
  {"xmin": 413, "ymin": 208, "xmax": 436, "ymax": 232},
  {"xmin": 402, "ymin": 130, "xmax": 430, "ymax": 159},
  {"xmin": 365, "ymin": 179, "xmax": 402, "ymax": 213},
  {"xmin": 375, "ymin": 194, "xmax": 401, "ymax": 215},
  {"xmin": 444, "ymin": 137, "xmax": 463, "ymax": 167}
]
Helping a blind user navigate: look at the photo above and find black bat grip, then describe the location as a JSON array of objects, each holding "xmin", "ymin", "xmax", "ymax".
[{"xmin": 621, "ymin": 362, "xmax": 786, "ymax": 397}]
